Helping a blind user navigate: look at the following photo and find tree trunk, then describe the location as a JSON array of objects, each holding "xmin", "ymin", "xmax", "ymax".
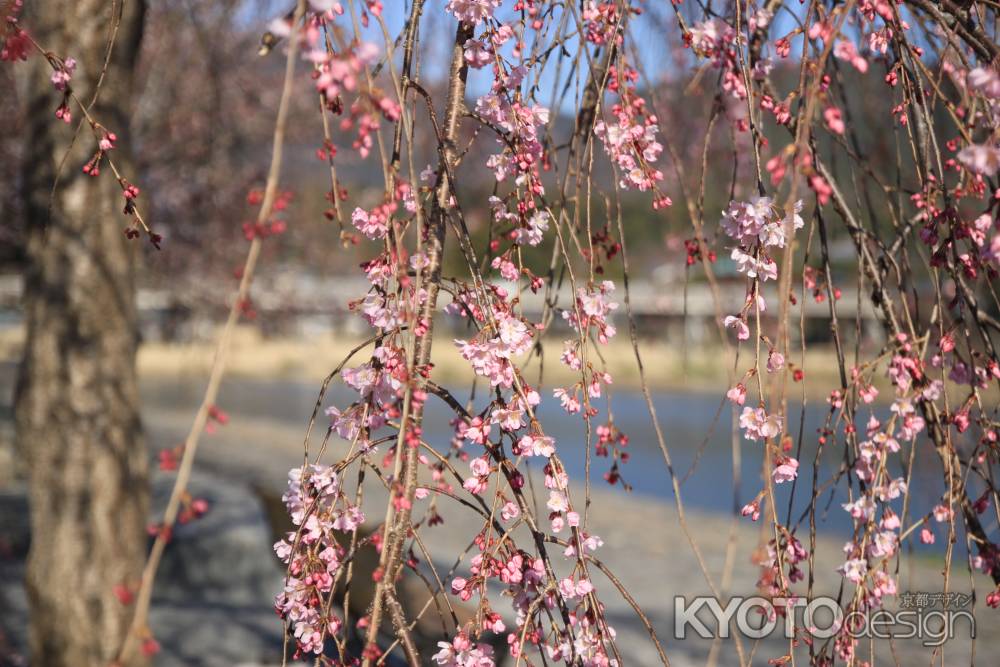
[{"xmin": 14, "ymin": 2, "xmax": 149, "ymax": 666}]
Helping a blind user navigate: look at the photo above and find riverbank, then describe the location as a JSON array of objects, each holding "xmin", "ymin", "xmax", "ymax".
[
  {"xmin": 2, "ymin": 365, "xmax": 998, "ymax": 665},
  {"xmin": 127, "ymin": 403, "xmax": 1000, "ymax": 664}
]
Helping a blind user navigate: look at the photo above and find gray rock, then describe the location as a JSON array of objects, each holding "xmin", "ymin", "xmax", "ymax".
[
  {"xmin": 148, "ymin": 601, "xmax": 285, "ymax": 667},
  {"xmin": 0, "ymin": 486, "xmax": 29, "ymax": 561},
  {"xmin": 0, "ymin": 559, "xmax": 28, "ymax": 667},
  {"xmin": 148, "ymin": 469, "xmax": 287, "ymax": 666},
  {"xmin": 151, "ymin": 469, "xmax": 284, "ymax": 609},
  {"xmin": 0, "ymin": 470, "xmax": 289, "ymax": 666},
  {"xmin": 0, "ymin": 486, "xmax": 29, "ymax": 666}
]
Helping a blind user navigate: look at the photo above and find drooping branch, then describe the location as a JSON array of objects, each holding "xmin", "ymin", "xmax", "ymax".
[
  {"xmin": 362, "ymin": 13, "xmax": 474, "ymax": 663},
  {"xmin": 113, "ymin": 2, "xmax": 307, "ymax": 662}
]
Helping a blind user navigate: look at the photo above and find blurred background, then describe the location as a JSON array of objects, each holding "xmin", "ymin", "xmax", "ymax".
[{"xmin": 1, "ymin": 2, "xmax": 990, "ymax": 666}]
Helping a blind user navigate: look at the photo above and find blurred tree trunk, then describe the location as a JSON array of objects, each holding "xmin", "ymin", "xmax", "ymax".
[{"xmin": 14, "ymin": 2, "xmax": 149, "ymax": 666}]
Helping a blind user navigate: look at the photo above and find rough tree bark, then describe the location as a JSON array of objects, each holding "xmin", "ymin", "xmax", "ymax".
[{"xmin": 14, "ymin": 2, "xmax": 149, "ymax": 666}]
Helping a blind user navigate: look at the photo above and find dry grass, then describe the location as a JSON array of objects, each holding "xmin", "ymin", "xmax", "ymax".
[
  {"xmin": 0, "ymin": 324, "xmax": 858, "ymax": 398},
  {"xmin": 11, "ymin": 325, "xmax": 987, "ymax": 404},
  {"xmin": 134, "ymin": 328, "xmax": 857, "ymax": 394}
]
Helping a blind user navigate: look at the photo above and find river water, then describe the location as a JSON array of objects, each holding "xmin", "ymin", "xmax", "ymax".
[{"xmin": 143, "ymin": 375, "xmax": 953, "ymax": 540}]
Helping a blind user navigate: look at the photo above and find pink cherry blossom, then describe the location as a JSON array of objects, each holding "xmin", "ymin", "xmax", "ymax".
[
  {"xmin": 957, "ymin": 143, "xmax": 1000, "ymax": 176},
  {"xmin": 739, "ymin": 406, "xmax": 782, "ymax": 441},
  {"xmin": 772, "ymin": 456, "xmax": 798, "ymax": 484},
  {"xmin": 445, "ymin": 0, "xmax": 500, "ymax": 25}
]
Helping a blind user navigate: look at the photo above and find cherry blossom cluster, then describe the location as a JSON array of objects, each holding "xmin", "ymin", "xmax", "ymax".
[
  {"xmin": 48, "ymin": 55, "xmax": 76, "ymax": 122},
  {"xmin": 593, "ymin": 94, "xmax": 664, "ymax": 196},
  {"xmin": 446, "ymin": 0, "xmax": 501, "ymax": 26},
  {"xmin": 687, "ymin": 15, "xmax": 753, "ymax": 105},
  {"xmin": 594, "ymin": 422, "xmax": 629, "ymax": 488},
  {"xmin": 561, "ymin": 281, "xmax": 618, "ymax": 344},
  {"xmin": 251, "ymin": 2, "xmax": 1000, "ymax": 664},
  {"xmin": 454, "ymin": 307, "xmax": 534, "ymax": 390},
  {"xmin": 269, "ymin": 3, "xmax": 399, "ymax": 164},
  {"xmin": 592, "ymin": 58, "xmax": 669, "ymax": 208},
  {"xmin": 274, "ymin": 464, "xmax": 364, "ymax": 657},
  {"xmin": 721, "ymin": 196, "xmax": 804, "ymax": 280},
  {"xmin": 446, "ymin": 519, "xmax": 613, "ymax": 666},
  {"xmin": 0, "ymin": 0, "xmax": 28, "ymax": 62},
  {"xmin": 550, "ymin": 282, "xmax": 618, "ymax": 421},
  {"xmin": 3, "ymin": 12, "xmax": 174, "ymax": 255},
  {"xmin": 477, "ymin": 73, "xmax": 549, "ymax": 188},
  {"xmin": 581, "ymin": 2, "xmax": 625, "ymax": 47},
  {"xmin": 721, "ymin": 196, "xmax": 805, "ymax": 348},
  {"xmin": 432, "ymin": 631, "xmax": 497, "ymax": 666},
  {"xmin": 815, "ymin": 339, "xmax": 934, "ymax": 659}
]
